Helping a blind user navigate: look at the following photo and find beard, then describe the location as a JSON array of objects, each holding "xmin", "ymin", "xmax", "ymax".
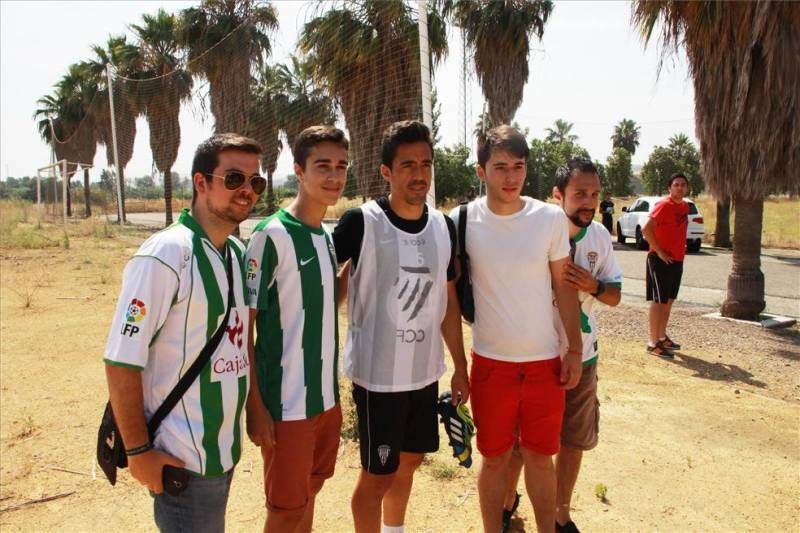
[
  {"xmin": 568, "ymin": 208, "xmax": 595, "ymax": 228},
  {"xmin": 206, "ymin": 195, "xmax": 251, "ymax": 225}
]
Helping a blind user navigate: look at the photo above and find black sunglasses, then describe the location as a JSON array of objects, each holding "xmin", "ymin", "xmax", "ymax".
[{"xmin": 205, "ymin": 171, "xmax": 267, "ymax": 195}]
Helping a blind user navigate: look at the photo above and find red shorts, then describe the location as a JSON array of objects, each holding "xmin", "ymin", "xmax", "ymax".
[
  {"xmin": 470, "ymin": 353, "xmax": 565, "ymax": 457},
  {"xmin": 262, "ymin": 404, "xmax": 342, "ymax": 515}
]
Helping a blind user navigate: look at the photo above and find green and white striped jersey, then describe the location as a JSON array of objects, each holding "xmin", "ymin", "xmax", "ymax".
[
  {"xmin": 104, "ymin": 209, "xmax": 250, "ymax": 477},
  {"xmin": 554, "ymin": 221, "xmax": 623, "ymax": 366},
  {"xmin": 246, "ymin": 209, "xmax": 339, "ymax": 421}
]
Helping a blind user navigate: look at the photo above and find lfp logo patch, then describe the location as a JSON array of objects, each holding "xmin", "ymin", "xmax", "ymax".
[
  {"xmin": 247, "ymin": 258, "xmax": 258, "ymax": 281},
  {"xmin": 126, "ymin": 299, "xmax": 147, "ymax": 322},
  {"xmin": 121, "ymin": 299, "xmax": 146, "ymax": 337}
]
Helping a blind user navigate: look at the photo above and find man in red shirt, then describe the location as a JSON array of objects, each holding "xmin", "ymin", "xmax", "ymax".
[{"xmin": 642, "ymin": 173, "xmax": 690, "ymax": 357}]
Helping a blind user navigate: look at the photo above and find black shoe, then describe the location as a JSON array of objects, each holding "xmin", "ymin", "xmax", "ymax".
[
  {"xmin": 647, "ymin": 341, "xmax": 674, "ymax": 358},
  {"xmin": 661, "ymin": 336, "xmax": 681, "ymax": 350},
  {"xmin": 501, "ymin": 492, "xmax": 521, "ymax": 533},
  {"xmin": 555, "ymin": 520, "xmax": 581, "ymax": 533}
]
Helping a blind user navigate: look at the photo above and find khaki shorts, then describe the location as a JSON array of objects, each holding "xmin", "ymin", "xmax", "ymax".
[
  {"xmin": 262, "ymin": 404, "xmax": 342, "ymax": 515},
  {"xmin": 561, "ymin": 363, "xmax": 599, "ymax": 451}
]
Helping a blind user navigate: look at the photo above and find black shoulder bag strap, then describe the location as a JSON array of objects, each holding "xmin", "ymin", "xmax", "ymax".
[
  {"xmin": 458, "ymin": 203, "xmax": 468, "ymax": 261},
  {"xmin": 146, "ymin": 250, "xmax": 234, "ymax": 441}
]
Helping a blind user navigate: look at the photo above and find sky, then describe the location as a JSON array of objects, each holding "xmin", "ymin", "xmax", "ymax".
[{"xmin": 0, "ymin": 0, "xmax": 695, "ymax": 182}]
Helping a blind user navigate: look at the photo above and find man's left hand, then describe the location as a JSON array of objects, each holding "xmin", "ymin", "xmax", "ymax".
[
  {"xmin": 450, "ymin": 369, "xmax": 470, "ymax": 405},
  {"xmin": 564, "ymin": 262, "xmax": 598, "ymax": 294}
]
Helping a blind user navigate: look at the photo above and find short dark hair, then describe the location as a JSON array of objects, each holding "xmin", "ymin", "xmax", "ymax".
[
  {"xmin": 191, "ymin": 133, "xmax": 262, "ymax": 205},
  {"xmin": 476, "ymin": 125, "xmax": 529, "ymax": 167},
  {"xmin": 292, "ymin": 125, "xmax": 349, "ymax": 169},
  {"xmin": 554, "ymin": 157, "xmax": 599, "ymax": 194},
  {"xmin": 668, "ymin": 172, "xmax": 689, "ymax": 187},
  {"xmin": 381, "ymin": 120, "xmax": 433, "ymax": 167}
]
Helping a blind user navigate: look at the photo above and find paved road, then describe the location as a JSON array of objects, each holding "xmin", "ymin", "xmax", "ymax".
[
  {"xmin": 126, "ymin": 212, "xmax": 800, "ymax": 318},
  {"xmin": 613, "ymin": 243, "xmax": 800, "ymax": 317}
]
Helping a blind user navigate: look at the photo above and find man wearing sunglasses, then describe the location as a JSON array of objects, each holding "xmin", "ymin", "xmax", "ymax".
[
  {"xmin": 245, "ymin": 125, "xmax": 349, "ymax": 533},
  {"xmin": 104, "ymin": 133, "xmax": 263, "ymax": 532}
]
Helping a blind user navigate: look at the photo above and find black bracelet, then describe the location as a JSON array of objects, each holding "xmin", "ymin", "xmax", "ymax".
[{"xmin": 125, "ymin": 442, "xmax": 152, "ymax": 456}]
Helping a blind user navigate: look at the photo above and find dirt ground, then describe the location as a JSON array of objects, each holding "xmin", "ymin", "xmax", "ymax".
[{"xmin": 1, "ymin": 223, "xmax": 798, "ymax": 532}]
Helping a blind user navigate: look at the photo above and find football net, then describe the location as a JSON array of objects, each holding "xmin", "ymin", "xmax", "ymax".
[{"xmin": 44, "ymin": 1, "xmax": 442, "ymax": 229}]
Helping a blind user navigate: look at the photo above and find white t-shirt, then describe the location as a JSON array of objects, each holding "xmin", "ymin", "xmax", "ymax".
[
  {"xmin": 104, "ymin": 210, "xmax": 250, "ymax": 476},
  {"xmin": 450, "ymin": 197, "xmax": 570, "ymax": 362},
  {"xmin": 553, "ymin": 221, "xmax": 623, "ymax": 365}
]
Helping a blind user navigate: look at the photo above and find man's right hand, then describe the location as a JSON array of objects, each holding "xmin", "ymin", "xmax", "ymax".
[
  {"xmin": 656, "ymin": 249, "xmax": 674, "ymax": 264},
  {"xmin": 560, "ymin": 350, "xmax": 582, "ymax": 390},
  {"xmin": 128, "ymin": 449, "xmax": 185, "ymax": 494},
  {"xmin": 246, "ymin": 401, "xmax": 276, "ymax": 450}
]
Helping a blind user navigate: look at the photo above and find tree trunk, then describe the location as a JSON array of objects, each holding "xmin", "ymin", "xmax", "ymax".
[
  {"xmin": 66, "ymin": 174, "xmax": 72, "ymax": 217},
  {"xmin": 83, "ymin": 168, "xmax": 91, "ymax": 218},
  {"xmin": 164, "ymin": 167, "xmax": 173, "ymax": 227},
  {"xmin": 119, "ymin": 167, "xmax": 127, "ymax": 223},
  {"xmin": 720, "ymin": 195, "xmax": 765, "ymax": 320},
  {"xmin": 713, "ymin": 196, "xmax": 731, "ymax": 248},
  {"xmin": 266, "ymin": 172, "xmax": 276, "ymax": 216}
]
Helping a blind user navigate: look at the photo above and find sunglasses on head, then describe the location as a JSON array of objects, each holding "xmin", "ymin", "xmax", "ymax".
[{"xmin": 205, "ymin": 171, "xmax": 267, "ymax": 195}]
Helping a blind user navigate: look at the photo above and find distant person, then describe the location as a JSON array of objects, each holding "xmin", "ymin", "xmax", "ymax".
[
  {"xmin": 334, "ymin": 120, "xmax": 469, "ymax": 533},
  {"xmin": 450, "ymin": 125, "xmax": 582, "ymax": 533},
  {"xmin": 599, "ymin": 193, "xmax": 614, "ymax": 234},
  {"xmin": 104, "ymin": 134, "xmax": 263, "ymax": 532},
  {"xmin": 245, "ymin": 126, "xmax": 349, "ymax": 533},
  {"xmin": 642, "ymin": 173, "xmax": 690, "ymax": 357}
]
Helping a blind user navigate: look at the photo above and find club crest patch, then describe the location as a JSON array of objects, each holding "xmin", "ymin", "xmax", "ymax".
[{"xmin": 377, "ymin": 444, "xmax": 391, "ymax": 466}]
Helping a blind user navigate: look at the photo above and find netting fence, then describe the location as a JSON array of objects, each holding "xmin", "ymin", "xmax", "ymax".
[{"xmin": 41, "ymin": 0, "xmax": 448, "ymax": 228}]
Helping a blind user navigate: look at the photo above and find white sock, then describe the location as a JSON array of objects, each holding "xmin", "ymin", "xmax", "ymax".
[
  {"xmin": 382, "ymin": 525, "xmax": 404, "ymax": 533},
  {"xmin": 659, "ymin": 336, "xmax": 666, "ymax": 341}
]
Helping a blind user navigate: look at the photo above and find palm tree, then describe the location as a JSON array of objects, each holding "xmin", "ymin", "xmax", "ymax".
[
  {"xmin": 131, "ymin": 9, "xmax": 193, "ymax": 226},
  {"xmin": 545, "ymin": 119, "xmax": 577, "ymax": 144},
  {"xmin": 473, "ymin": 110, "xmax": 494, "ymax": 140},
  {"xmin": 274, "ymin": 55, "xmax": 337, "ymax": 149},
  {"xmin": 443, "ymin": 0, "xmax": 553, "ymax": 125},
  {"xmin": 633, "ymin": 1, "xmax": 800, "ymax": 320},
  {"xmin": 611, "ymin": 118, "xmax": 641, "ymax": 155},
  {"xmin": 247, "ymin": 56, "xmax": 337, "ymax": 214},
  {"xmin": 177, "ymin": 0, "xmax": 278, "ymax": 134},
  {"xmin": 34, "ymin": 64, "xmax": 98, "ymax": 218},
  {"xmin": 246, "ymin": 64, "xmax": 283, "ymax": 215},
  {"xmin": 300, "ymin": 0, "xmax": 447, "ymax": 197},
  {"xmin": 34, "ymin": 91, "xmax": 79, "ymax": 210},
  {"xmin": 86, "ymin": 35, "xmax": 143, "ymax": 222}
]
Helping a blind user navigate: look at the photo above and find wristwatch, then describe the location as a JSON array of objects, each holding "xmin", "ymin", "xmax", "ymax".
[{"xmin": 591, "ymin": 280, "xmax": 606, "ymax": 298}]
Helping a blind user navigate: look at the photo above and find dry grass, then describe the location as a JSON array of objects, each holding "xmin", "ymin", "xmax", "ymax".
[
  {"xmin": 612, "ymin": 194, "xmax": 799, "ymax": 249},
  {"xmin": 0, "ymin": 209, "xmax": 798, "ymax": 531}
]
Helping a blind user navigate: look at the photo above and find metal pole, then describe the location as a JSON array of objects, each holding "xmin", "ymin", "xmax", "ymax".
[
  {"xmin": 461, "ymin": 27, "xmax": 467, "ymax": 148},
  {"xmin": 62, "ymin": 159, "xmax": 68, "ymax": 227},
  {"xmin": 418, "ymin": 0, "xmax": 435, "ymax": 207},
  {"xmin": 106, "ymin": 64, "xmax": 124, "ymax": 224}
]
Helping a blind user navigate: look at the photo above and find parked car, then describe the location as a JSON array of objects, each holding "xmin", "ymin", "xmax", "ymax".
[{"xmin": 617, "ymin": 196, "xmax": 705, "ymax": 253}]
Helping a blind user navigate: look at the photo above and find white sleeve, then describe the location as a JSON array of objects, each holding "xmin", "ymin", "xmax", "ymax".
[
  {"xmin": 598, "ymin": 236, "xmax": 623, "ymax": 286},
  {"xmin": 549, "ymin": 209, "xmax": 571, "ymax": 261},
  {"xmin": 104, "ymin": 257, "xmax": 179, "ymax": 369}
]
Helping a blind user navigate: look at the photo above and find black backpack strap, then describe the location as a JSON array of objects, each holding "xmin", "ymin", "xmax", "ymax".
[
  {"xmin": 458, "ymin": 203, "xmax": 468, "ymax": 259},
  {"xmin": 147, "ymin": 251, "xmax": 234, "ymax": 440}
]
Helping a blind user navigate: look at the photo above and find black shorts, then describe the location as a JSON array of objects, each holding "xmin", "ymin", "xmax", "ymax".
[
  {"xmin": 646, "ymin": 252, "xmax": 683, "ymax": 303},
  {"xmin": 352, "ymin": 381, "xmax": 439, "ymax": 475}
]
